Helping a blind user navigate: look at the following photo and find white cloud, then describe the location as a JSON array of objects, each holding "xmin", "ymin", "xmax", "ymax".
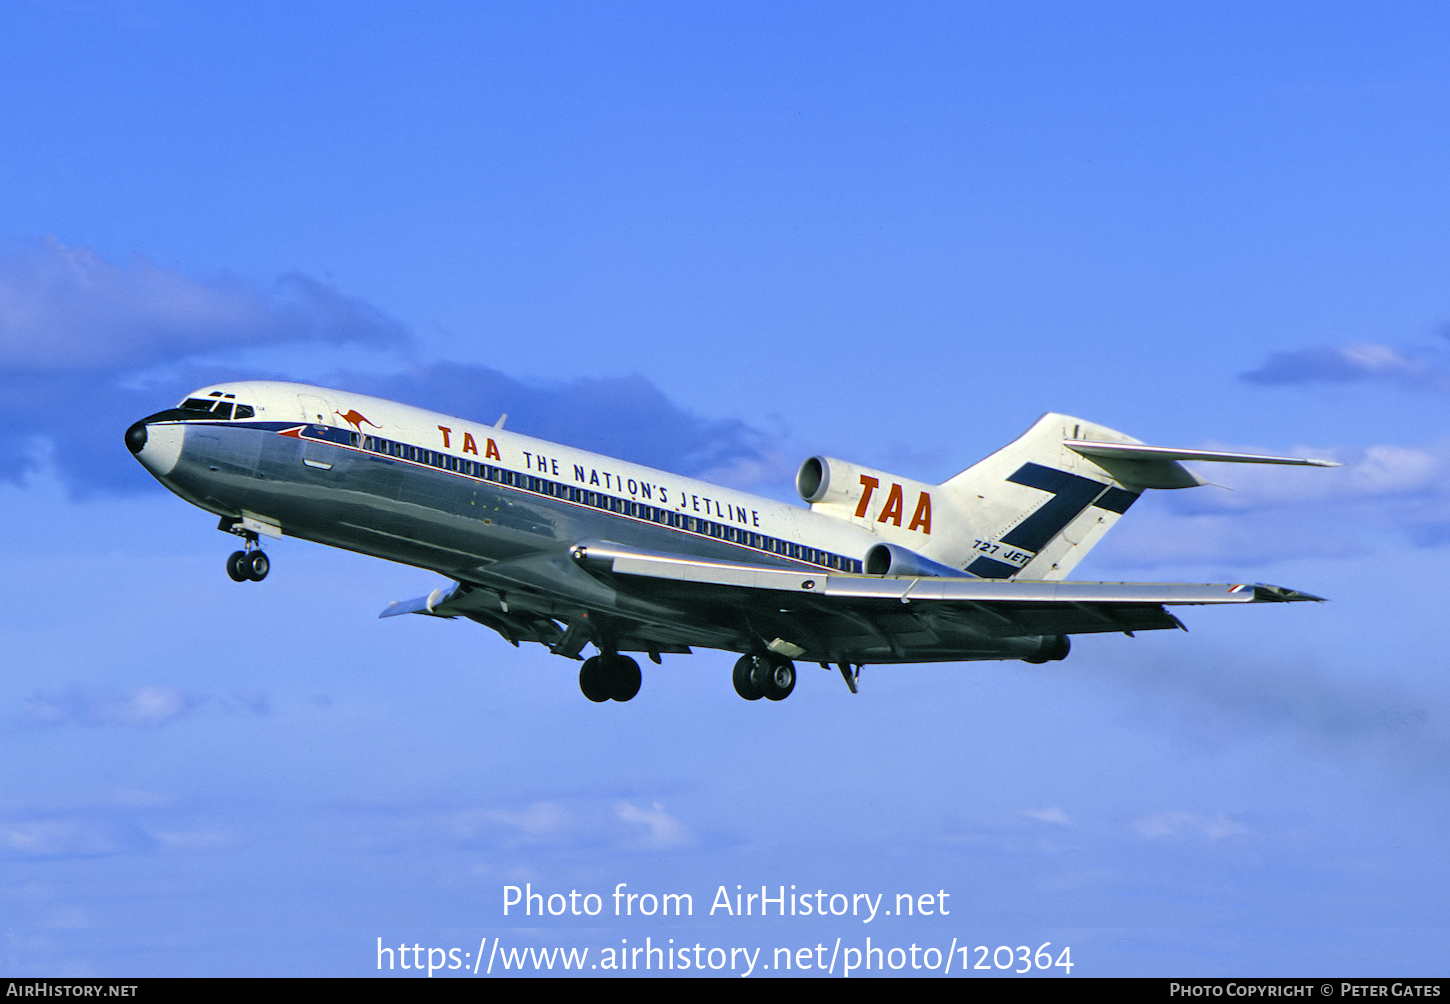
[
  {"xmin": 151, "ymin": 829, "xmax": 243, "ymax": 852},
  {"xmin": 23, "ymin": 686, "xmax": 202, "ymax": 727},
  {"xmin": 1097, "ymin": 438, "xmax": 1450, "ymax": 568},
  {"xmin": 489, "ymin": 802, "xmax": 571, "ymax": 840},
  {"xmin": 1174, "ymin": 443, "xmax": 1442, "ymax": 511},
  {"xmin": 116, "ymin": 687, "xmax": 192, "ymax": 725},
  {"xmin": 615, "ymin": 800, "xmax": 690, "ymax": 849},
  {"xmin": 1242, "ymin": 342, "xmax": 1450, "ymax": 391},
  {"xmin": 1021, "ymin": 807, "xmax": 1072, "ymax": 825},
  {"xmin": 350, "ymin": 797, "xmax": 690, "ymax": 855},
  {"xmin": 0, "ymin": 817, "xmax": 148, "ymax": 858},
  {"xmin": 1134, "ymin": 812, "xmax": 1248, "ymax": 841}
]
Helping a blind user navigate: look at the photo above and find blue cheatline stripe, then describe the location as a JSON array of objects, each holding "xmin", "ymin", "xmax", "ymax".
[
  {"xmin": 966, "ymin": 556, "xmax": 1019, "ymax": 579},
  {"xmin": 345, "ymin": 432, "xmax": 864, "ymax": 573}
]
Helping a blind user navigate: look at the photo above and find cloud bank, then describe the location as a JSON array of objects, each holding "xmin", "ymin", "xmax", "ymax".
[
  {"xmin": 1134, "ymin": 812, "xmax": 1248, "ymax": 841},
  {"xmin": 20, "ymin": 685, "xmax": 269, "ymax": 727},
  {"xmin": 0, "ymin": 239, "xmax": 408, "ymax": 374},
  {"xmin": 351, "ymin": 796, "xmax": 693, "ymax": 856},
  {"xmin": 343, "ymin": 365, "xmax": 768, "ymax": 477},
  {"xmin": 1098, "ymin": 439, "xmax": 1450, "ymax": 567},
  {"xmin": 12, "ymin": 241, "xmax": 1446, "ymax": 572},
  {"xmin": 0, "ymin": 241, "xmax": 767, "ymax": 494},
  {"xmin": 1242, "ymin": 341, "xmax": 1450, "ymax": 391}
]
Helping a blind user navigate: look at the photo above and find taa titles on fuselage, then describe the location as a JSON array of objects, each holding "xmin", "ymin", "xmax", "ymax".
[{"xmin": 126, "ymin": 381, "xmax": 1336, "ymax": 703}]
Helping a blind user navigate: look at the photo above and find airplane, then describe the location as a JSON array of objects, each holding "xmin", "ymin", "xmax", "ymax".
[{"xmin": 125, "ymin": 381, "xmax": 1337, "ymax": 703}]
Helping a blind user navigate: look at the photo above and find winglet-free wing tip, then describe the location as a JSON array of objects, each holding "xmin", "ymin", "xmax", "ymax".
[{"xmin": 1241, "ymin": 583, "xmax": 1326, "ymax": 602}]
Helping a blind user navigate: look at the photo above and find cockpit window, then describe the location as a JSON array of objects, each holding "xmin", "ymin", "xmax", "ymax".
[{"xmin": 179, "ymin": 397, "xmax": 253, "ymax": 419}]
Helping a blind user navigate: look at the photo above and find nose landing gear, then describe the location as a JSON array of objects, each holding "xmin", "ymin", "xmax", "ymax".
[
  {"xmin": 220, "ymin": 519, "xmax": 270, "ymax": 583},
  {"xmin": 226, "ymin": 547, "xmax": 270, "ymax": 582}
]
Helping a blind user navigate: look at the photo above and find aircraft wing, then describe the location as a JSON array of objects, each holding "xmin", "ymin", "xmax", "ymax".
[
  {"xmin": 568, "ymin": 540, "xmax": 1321, "ymax": 605},
  {"xmin": 559, "ymin": 540, "xmax": 1320, "ymax": 663},
  {"xmin": 380, "ymin": 540, "xmax": 1320, "ymax": 666}
]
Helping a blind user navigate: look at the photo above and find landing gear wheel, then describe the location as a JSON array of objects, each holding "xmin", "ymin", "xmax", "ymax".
[
  {"xmin": 245, "ymin": 551, "xmax": 270, "ymax": 581},
  {"xmin": 602, "ymin": 654, "xmax": 641, "ymax": 702},
  {"xmin": 765, "ymin": 660, "xmax": 795, "ymax": 701},
  {"xmin": 733, "ymin": 655, "xmax": 763, "ymax": 700},
  {"xmin": 226, "ymin": 551, "xmax": 248, "ymax": 582},
  {"xmin": 579, "ymin": 657, "xmax": 610, "ymax": 702},
  {"xmin": 750, "ymin": 655, "xmax": 796, "ymax": 701}
]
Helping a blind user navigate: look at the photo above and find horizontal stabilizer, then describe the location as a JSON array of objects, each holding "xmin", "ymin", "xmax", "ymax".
[
  {"xmin": 380, "ymin": 596, "xmax": 429, "ymax": 618},
  {"xmin": 1066, "ymin": 440, "xmax": 1340, "ymax": 467},
  {"xmin": 379, "ymin": 584, "xmax": 460, "ymax": 618}
]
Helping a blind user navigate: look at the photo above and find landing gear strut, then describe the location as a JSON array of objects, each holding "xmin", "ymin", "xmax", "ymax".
[
  {"xmin": 732, "ymin": 654, "xmax": 795, "ymax": 701},
  {"xmin": 579, "ymin": 653, "xmax": 642, "ymax": 703}
]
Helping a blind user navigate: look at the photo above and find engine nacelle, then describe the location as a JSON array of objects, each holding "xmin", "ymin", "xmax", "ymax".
[
  {"xmin": 798, "ymin": 455, "xmax": 864, "ymax": 505},
  {"xmin": 864, "ymin": 542, "xmax": 970, "ymax": 578},
  {"xmin": 797, "ymin": 456, "xmax": 939, "ymax": 538}
]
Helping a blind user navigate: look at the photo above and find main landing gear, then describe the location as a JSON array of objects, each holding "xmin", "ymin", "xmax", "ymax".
[
  {"xmin": 579, "ymin": 653, "xmax": 642, "ymax": 703},
  {"xmin": 732, "ymin": 654, "xmax": 796, "ymax": 701}
]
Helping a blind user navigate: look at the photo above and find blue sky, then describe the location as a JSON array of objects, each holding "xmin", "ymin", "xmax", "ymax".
[{"xmin": 3, "ymin": 2, "xmax": 1450, "ymax": 977}]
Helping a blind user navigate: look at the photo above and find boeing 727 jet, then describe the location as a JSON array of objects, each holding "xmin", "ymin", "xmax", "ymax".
[{"xmin": 125, "ymin": 382, "xmax": 1335, "ymax": 703}]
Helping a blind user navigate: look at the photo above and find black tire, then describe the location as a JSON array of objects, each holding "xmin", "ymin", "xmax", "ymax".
[
  {"xmin": 579, "ymin": 657, "xmax": 610, "ymax": 702},
  {"xmin": 733, "ymin": 655, "xmax": 763, "ymax": 700},
  {"xmin": 226, "ymin": 551, "xmax": 248, "ymax": 582},
  {"xmin": 246, "ymin": 551, "xmax": 270, "ymax": 581},
  {"xmin": 765, "ymin": 659, "xmax": 795, "ymax": 701},
  {"xmin": 751, "ymin": 655, "xmax": 796, "ymax": 701},
  {"xmin": 609, "ymin": 655, "xmax": 642, "ymax": 702},
  {"xmin": 749, "ymin": 656, "xmax": 772, "ymax": 694}
]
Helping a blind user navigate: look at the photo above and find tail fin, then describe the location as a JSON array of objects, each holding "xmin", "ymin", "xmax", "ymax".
[
  {"xmin": 929, "ymin": 414, "xmax": 1158, "ymax": 579},
  {"xmin": 802, "ymin": 414, "xmax": 1336, "ymax": 581}
]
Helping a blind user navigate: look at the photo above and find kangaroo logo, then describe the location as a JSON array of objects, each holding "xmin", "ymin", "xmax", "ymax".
[{"xmin": 335, "ymin": 409, "xmax": 380, "ymax": 432}]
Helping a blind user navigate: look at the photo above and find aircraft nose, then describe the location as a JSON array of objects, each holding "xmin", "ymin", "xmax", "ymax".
[
  {"xmin": 126, "ymin": 414, "xmax": 185, "ymax": 476},
  {"xmin": 125, "ymin": 419, "xmax": 148, "ymax": 454}
]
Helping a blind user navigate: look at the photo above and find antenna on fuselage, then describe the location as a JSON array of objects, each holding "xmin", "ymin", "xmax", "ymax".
[{"xmin": 494, "ymin": 414, "xmax": 508, "ymax": 429}]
